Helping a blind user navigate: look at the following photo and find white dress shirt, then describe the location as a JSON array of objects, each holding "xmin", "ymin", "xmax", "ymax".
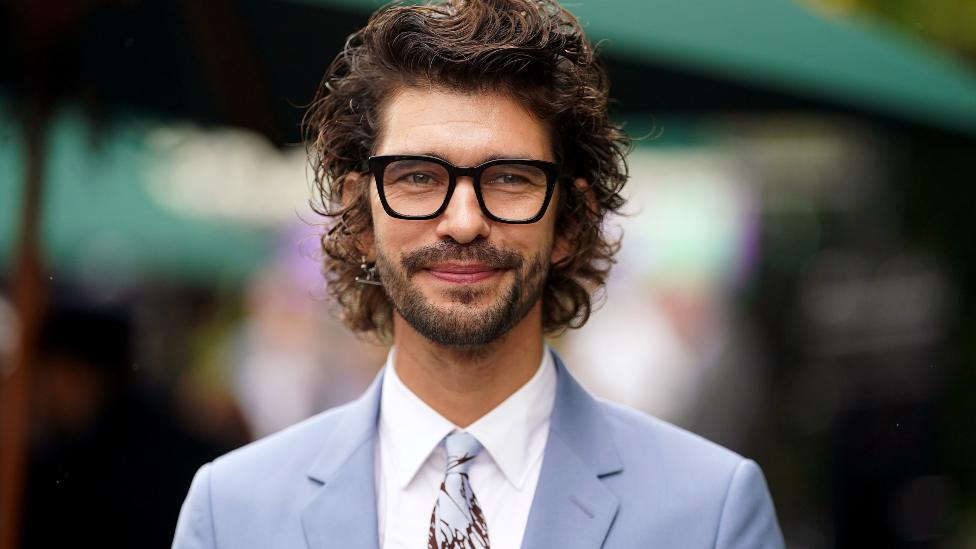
[{"xmin": 375, "ymin": 346, "xmax": 556, "ymax": 549}]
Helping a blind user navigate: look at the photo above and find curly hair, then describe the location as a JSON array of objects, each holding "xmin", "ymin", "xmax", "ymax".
[{"xmin": 305, "ymin": 0, "xmax": 629, "ymax": 340}]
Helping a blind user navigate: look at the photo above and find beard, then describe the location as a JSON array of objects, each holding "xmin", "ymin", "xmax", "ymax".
[{"xmin": 374, "ymin": 238, "xmax": 550, "ymax": 347}]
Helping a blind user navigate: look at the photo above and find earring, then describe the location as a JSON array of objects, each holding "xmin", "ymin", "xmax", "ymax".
[{"xmin": 355, "ymin": 256, "xmax": 382, "ymax": 286}]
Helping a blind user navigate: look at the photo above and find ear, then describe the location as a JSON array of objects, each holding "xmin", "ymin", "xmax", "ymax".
[
  {"xmin": 341, "ymin": 171, "xmax": 377, "ymax": 261},
  {"xmin": 341, "ymin": 171, "xmax": 364, "ymax": 208},
  {"xmin": 551, "ymin": 177, "xmax": 595, "ymax": 265}
]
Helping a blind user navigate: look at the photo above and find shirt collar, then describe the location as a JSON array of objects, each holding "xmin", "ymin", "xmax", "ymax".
[
  {"xmin": 379, "ymin": 348, "xmax": 455, "ymax": 490},
  {"xmin": 466, "ymin": 348, "xmax": 555, "ymax": 491},
  {"xmin": 378, "ymin": 345, "xmax": 557, "ymax": 491}
]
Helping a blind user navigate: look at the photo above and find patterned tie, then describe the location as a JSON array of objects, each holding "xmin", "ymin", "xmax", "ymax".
[{"xmin": 427, "ymin": 431, "xmax": 491, "ymax": 549}]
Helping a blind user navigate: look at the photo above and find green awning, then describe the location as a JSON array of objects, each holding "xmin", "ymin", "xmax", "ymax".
[
  {"xmin": 293, "ymin": 0, "xmax": 976, "ymax": 136},
  {"xmin": 0, "ymin": 107, "xmax": 275, "ymax": 285}
]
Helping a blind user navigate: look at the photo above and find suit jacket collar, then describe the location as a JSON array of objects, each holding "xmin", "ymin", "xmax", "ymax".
[
  {"xmin": 519, "ymin": 352, "xmax": 622, "ymax": 549},
  {"xmin": 547, "ymin": 352, "xmax": 623, "ymax": 478},
  {"xmin": 301, "ymin": 350, "xmax": 623, "ymax": 549},
  {"xmin": 305, "ymin": 369, "xmax": 384, "ymax": 485},
  {"xmin": 302, "ymin": 370, "xmax": 383, "ymax": 549}
]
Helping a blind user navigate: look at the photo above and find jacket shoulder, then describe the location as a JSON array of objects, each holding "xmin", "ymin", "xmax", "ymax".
[
  {"xmin": 594, "ymin": 399, "xmax": 782, "ymax": 548},
  {"xmin": 209, "ymin": 400, "xmax": 353, "ymax": 483},
  {"xmin": 203, "ymin": 400, "xmax": 357, "ymax": 527},
  {"xmin": 174, "ymin": 401, "xmax": 359, "ymax": 548},
  {"xmin": 597, "ymin": 398, "xmax": 745, "ymax": 472}
]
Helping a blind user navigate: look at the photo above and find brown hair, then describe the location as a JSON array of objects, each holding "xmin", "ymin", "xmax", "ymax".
[{"xmin": 305, "ymin": 0, "xmax": 629, "ymax": 340}]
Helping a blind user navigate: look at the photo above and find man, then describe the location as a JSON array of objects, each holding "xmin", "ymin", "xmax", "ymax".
[{"xmin": 173, "ymin": 1, "xmax": 784, "ymax": 548}]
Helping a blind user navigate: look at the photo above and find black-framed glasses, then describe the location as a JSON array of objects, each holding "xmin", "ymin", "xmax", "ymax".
[{"xmin": 368, "ymin": 155, "xmax": 559, "ymax": 224}]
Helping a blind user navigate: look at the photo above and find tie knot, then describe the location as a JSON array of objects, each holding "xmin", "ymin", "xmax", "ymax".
[{"xmin": 444, "ymin": 431, "xmax": 482, "ymax": 474}]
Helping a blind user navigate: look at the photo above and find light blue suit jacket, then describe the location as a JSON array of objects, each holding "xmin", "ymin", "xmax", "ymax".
[{"xmin": 173, "ymin": 352, "xmax": 784, "ymax": 548}]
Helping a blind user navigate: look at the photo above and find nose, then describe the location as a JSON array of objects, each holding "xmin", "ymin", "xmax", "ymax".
[{"xmin": 435, "ymin": 177, "xmax": 491, "ymax": 244}]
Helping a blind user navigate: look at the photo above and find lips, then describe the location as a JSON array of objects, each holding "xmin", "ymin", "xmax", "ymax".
[{"xmin": 425, "ymin": 263, "xmax": 500, "ymax": 283}]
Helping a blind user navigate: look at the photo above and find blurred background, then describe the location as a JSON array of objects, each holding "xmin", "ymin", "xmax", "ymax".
[{"xmin": 2, "ymin": 0, "xmax": 975, "ymax": 547}]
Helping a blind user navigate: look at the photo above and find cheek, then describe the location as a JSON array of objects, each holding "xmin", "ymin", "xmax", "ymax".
[
  {"xmin": 501, "ymin": 226, "xmax": 556, "ymax": 264},
  {"xmin": 371, "ymin": 214, "xmax": 432, "ymax": 256},
  {"xmin": 544, "ymin": 215, "xmax": 566, "ymax": 263},
  {"xmin": 369, "ymin": 201, "xmax": 384, "ymax": 237}
]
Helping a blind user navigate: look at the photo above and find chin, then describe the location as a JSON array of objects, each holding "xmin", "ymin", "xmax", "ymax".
[{"xmin": 421, "ymin": 275, "xmax": 509, "ymax": 307}]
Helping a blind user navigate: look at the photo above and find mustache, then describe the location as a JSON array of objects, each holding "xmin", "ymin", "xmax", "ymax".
[{"xmin": 401, "ymin": 240, "xmax": 523, "ymax": 276}]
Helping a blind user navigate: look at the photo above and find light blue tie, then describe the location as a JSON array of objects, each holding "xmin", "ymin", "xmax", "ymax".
[{"xmin": 427, "ymin": 431, "xmax": 490, "ymax": 549}]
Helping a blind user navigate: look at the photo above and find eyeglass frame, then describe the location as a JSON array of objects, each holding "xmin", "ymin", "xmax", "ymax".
[{"xmin": 367, "ymin": 154, "xmax": 560, "ymax": 224}]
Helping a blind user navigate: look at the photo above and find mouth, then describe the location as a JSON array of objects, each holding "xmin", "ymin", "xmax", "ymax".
[{"xmin": 424, "ymin": 263, "xmax": 501, "ymax": 284}]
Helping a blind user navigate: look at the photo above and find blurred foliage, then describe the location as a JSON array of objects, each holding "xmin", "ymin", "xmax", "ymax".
[{"xmin": 809, "ymin": 0, "xmax": 976, "ymax": 61}]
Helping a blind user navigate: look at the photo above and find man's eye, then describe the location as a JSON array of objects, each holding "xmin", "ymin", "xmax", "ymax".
[
  {"xmin": 400, "ymin": 172, "xmax": 436, "ymax": 184},
  {"xmin": 491, "ymin": 173, "xmax": 528, "ymax": 185}
]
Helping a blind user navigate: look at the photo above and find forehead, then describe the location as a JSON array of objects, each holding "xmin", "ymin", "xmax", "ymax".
[{"xmin": 373, "ymin": 87, "xmax": 553, "ymax": 164}]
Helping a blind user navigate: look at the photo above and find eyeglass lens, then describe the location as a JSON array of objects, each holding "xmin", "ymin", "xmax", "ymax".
[{"xmin": 381, "ymin": 159, "xmax": 549, "ymax": 221}]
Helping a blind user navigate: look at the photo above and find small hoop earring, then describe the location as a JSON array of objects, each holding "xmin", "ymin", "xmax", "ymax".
[{"xmin": 354, "ymin": 256, "xmax": 382, "ymax": 286}]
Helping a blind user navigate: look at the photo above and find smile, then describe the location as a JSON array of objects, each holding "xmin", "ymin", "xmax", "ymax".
[{"xmin": 424, "ymin": 263, "xmax": 501, "ymax": 284}]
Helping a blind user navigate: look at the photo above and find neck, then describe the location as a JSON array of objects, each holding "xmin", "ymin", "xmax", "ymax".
[{"xmin": 391, "ymin": 302, "xmax": 545, "ymax": 428}]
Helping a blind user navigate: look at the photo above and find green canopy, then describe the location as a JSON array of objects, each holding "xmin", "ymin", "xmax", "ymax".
[
  {"xmin": 0, "ymin": 108, "xmax": 275, "ymax": 285},
  {"xmin": 298, "ymin": 0, "xmax": 976, "ymax": 136}
]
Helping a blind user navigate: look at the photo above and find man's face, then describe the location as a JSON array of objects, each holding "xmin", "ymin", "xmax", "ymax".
[{"xmin": 368, "ymin": 88, "xmax": 562, "ymax": 346}]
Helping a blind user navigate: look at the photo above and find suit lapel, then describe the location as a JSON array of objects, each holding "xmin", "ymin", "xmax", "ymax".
[
  {"xmin": 297, "ymin": 352, "xmax": 623, "ymax": 549},
  {"xmin": 520, "ymin": 352, "xmax": 623, "ymax": 549},
  {"xmin": 301, "ymin": 370, "xmax": 384, "ymax": 549}
]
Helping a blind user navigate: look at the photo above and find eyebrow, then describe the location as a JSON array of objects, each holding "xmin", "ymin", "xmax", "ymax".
[{"xmin": 410, "ymin": 151, "xmax": 548, "ymax": 165}]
